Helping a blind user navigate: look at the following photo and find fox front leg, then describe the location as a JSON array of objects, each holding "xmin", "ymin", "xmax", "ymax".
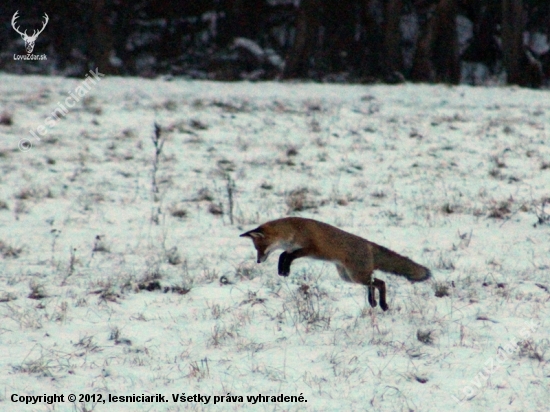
[
  {"xmin": 278, "ymin": 249, "xmax": 308, "ymax": 277},
  {"xmin": 278, "ymin": 252, "xmax": 291, "ymax": 276}
]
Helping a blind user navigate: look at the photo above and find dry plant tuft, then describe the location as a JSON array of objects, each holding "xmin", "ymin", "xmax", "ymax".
[
  {"xmin": 240, "ymin": 291, "xmax": 266, "ymax": 306},
  {"xmin": 487, "ymin": 200, "xmax": 511, "ymax": 219},
  {"xmin": 163, "ymin": 285, "xmax": 191, "ymax": 295},
  {"xmin": 91, "ymin": 282, "xmax": 120, "ymax": 304},
  {"xmin": 207, "ymin": 301, "xmax": 229, "ymax": 320},
  {"xmin": 137, "ymin": 269, "xmax": 162, "ymax": 291},
  {"xmin": 199, "ymin": 267, "xmax": 220, "ymax": 284},
  {"xmin": 435, "ymin": 253, "xmax": 455, "ymax": 270},
  {"xmin": 0, "ymin": 292, "xmax": 16, "ymax": 303},
  {"xmin": 118, "ymin": 128, "xmax": 137, "ymax": 139},
  {"xmin": 490, "ymin": 154, "xmax": 507, "ymax": 169},
  {"xmin": 109, "ymin": 327, "xmax": 132, "ymax": 346},
  {"xmin": 217, "ymin": 159, "xmax": 236, "ymax": 172},
  {"xmin": 169, "ymin": 205, "xmax": 188, "ymax": 219},
  {"xmin": 370, "ymin": 190, "xmax": 387, "ymax": 199},
  {"xmin": 15, "ymin": 187, "xmax": 43, "ymax": 200},
  {"xmin": 196, "ymin": 187, "xmax": 214, "ymax": 201},
  {"xmin": 0, "ymin": 240, "xmax": 23, "ymax": 258},
  {"xmin": 190, "ymin": 119, "xmax": 208, "ymax": 130},
  {"xmin": 138, "ymin": 280, "xmax": 162, "ymax": 292},
  {"xmin": 441, "ymin": 202, "xmax": 455, "ymax": 214},
  {"xmin": 74, "ymin": 335, "xmax": 103, "ymax": 354},
  {"xmin": 92, "ymin": 235, "xmax": 110, "ymax": 253},
  {"xmin": 417, "ymin": 329, "xmax": 435, "ymax": 345},
  {"xmin": 5, "ymin": 304, "xmax": 43, "ymax": 329},
  {"xmin": 286, "ymin": 145, "xmax": 299, "ymax": 157},
  {"xmin": 225, "ymin": 173, "xmax": 236, "ymax": 224},
  {"xmin": 518, "ymin": 339, "xmax": 545, "ymax": 362},
  {"xmin": 286, "ymin": 188, "xmax": 320, "ymax": 213},
  {"xmin": 235, "ymin": 264, "xmax": 261, "ymax": 281},
  {"xmin": 66, "ymin": 247, "xmax": 77, "ymax": 279},
  {"xmin": 533, "ymin": 198, "xmax": 550, "ymax": 226},
  {"xmin": 208, "ymin": 202, "xmax": 223, "ymax": 216},
  {"xmin": 12, "ymin": 357, "xmax": 54, "ymax": 377},
  {"xmin": 0, "ymin": 111, "xmax": 13, "ymax": 126},
  {"xmin": 329, "ymin": 352, "xmax": 360, "ymax": 378},
  {"xmin": 433, "ymin": 281, "xmax": 450, "ymax": 298},
  {"xmin": 150, "ymin": 122, "xmax": 165, "ymax": 202},
  {"xmin": 162, "ymin": 99, "xmax": 178, "ymax": 111},
  {"xmin": 165, "ymin": 246, "xmax": 182, "ymax": 265},
  {"xmin": 28, "ymin": 282, "xmax": 47, "ymax": 300},
  {"xmin": 211, "ymin": 99, "xmax": 249, "ymax": 113},
  {"xmin": 82, "ymin": 96, "xmax": 102, "ymax": 115},
  {"xmin": 14, "ymin": 200, "xmax": 28, "ymax": 219},
  {"xmin": 415, "ymin": 375, "xmax": 429, "ymax": 384},
  {"xmin": 283, "ymin": 284, "xmax": 332, "ymax": 330},
  {"xmin": 208, "ymin": 324, "xmax": 237, "ymax": 347},
  {"xmin": 188, "ymin": 358, "xmax": 209, "ymax": 380}
]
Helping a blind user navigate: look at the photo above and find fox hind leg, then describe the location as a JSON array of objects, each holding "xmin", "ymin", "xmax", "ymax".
[
  {"xmin": 373, "ymin": 278, "xmax": 388, "ymax": 311},
  {"xmin": 360, "ymin": 277, "xmax": 388, "ymax": 311},
  {"xmin": 367, "ymin": 285, "xmax": 377, "ymax": 308}
]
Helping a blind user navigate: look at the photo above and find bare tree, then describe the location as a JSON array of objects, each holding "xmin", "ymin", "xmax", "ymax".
[
  {"xmin": 502, "ymin": 0, "xmax": 544, "ymax": 87},
  {"xmin": 411, "ymin": 0, "xmax": 460, "ymax": 84},
  {"xmin": 383, "ymin": 0, "xmax": 404, "ymax": 79},
  {"xmin": 283, "ymin": 0, "xmax": 320, "ymax": 78},
  {"xmin": 90, "ymin": 0, "xmax": 119, "ymax": 74},
  {"xmin": 359, "ymin": 0, "xmax": 384, "ymax": 78},
  {"xmin": 501, "ymin": 0, "xmax": 524, "ymax": 84}
]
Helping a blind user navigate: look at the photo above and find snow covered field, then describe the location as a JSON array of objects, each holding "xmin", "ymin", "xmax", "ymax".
[{"xmin": 0, "ymin": 74, "xmax": 549, "ymax": 411}]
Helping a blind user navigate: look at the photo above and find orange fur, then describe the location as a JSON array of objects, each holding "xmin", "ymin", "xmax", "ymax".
[{"xmin": 241, "ymin": 217, "xmax": 430, "ymax": 311}]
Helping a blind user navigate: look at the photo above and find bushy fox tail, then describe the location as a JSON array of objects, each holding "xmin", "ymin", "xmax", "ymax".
[{"xmin": 371, "ymin": 243, "xmax": 431, "ymax": 282}]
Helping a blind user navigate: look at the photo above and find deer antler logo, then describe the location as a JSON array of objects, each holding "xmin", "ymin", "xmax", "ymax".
[{"xmin": 12, "ymin": 11, "xmax": 49, "ymax": 54}]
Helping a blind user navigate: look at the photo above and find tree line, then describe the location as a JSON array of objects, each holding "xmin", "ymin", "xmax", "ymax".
[{"xmin": 1, "ymin": 0, "xmax": 548, "ymax": 87}]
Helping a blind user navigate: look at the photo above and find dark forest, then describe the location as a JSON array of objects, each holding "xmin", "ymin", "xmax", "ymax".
[{"xmin": 1, "ymin": 0, "xmax": 549, "ymax": 87}]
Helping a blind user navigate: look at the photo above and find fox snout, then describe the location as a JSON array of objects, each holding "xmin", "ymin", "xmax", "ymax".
[
  {"xmin": 240, "ymin": 229, "xmax": 269, "ymax": 264},
  {"xmin": 256, "ymin": 252, "xmax": 269, "ymax": 264}
]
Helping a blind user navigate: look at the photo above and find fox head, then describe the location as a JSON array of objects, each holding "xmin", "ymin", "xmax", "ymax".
[{"xmin": 240, "ymin": 227, "xmax": 272, "ymax": 263}]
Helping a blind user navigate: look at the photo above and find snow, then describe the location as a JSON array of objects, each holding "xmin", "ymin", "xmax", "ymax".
[{"xmin": 0, "ymin": 74, "xmax": 549, "ymax": 411}]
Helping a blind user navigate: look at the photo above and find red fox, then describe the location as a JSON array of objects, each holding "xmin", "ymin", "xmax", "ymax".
[{"xmin": 240, "ymin": 217, "xmax": 431, "ymax": 311}]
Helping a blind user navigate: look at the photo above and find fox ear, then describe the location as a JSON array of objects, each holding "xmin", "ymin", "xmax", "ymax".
[{"xmin": 240, "ymin": 229, "xmax": 264, "ymax": 239}]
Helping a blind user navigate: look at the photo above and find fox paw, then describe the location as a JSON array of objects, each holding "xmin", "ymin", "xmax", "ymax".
[{"xmin": 278, "ymin": 272, "xmax": 289, "ymax": 277}]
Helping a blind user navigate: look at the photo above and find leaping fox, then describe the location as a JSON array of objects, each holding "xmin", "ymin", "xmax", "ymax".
[{"xmin": 240, "ymin": 217, "xmax": 431, "ymax": 311}]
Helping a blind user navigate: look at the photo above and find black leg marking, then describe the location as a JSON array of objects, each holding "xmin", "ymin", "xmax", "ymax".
[
  {"xmin": 367, "ymin": 285, "xmax": 377, "ymax": 308},
  {"xmin": 278, "ymin": 252, "xmax": 291, "ymax": 276},
  {"xmin": 277, "ymin": 249, "xmax": 307, "ymax": 277},
  {"xmin": 373, "ymin": 278, "xmax": 388, "ymax": 311}
]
